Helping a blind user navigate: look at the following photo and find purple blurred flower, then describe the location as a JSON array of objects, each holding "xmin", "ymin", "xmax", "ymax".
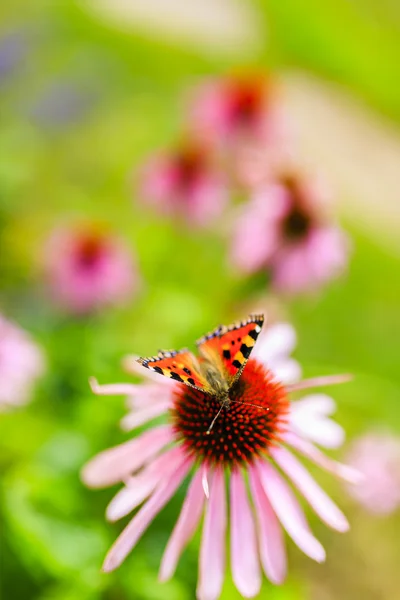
[
  {"xmin": 0, "ymin": 31, "xmax": 27, "ymax": 81},
  {"xmin": 231, "ymin": 171, "xmax": 349, "ymax": 293},
  {"xmin": 82, "ymin": 321, "xmax": 357, "ymax": 599},
  {"xmin": 28, "ymin": 82, "xmax": 95, "ymax": 129},
  {"xmin": 0, "ymin": 314, "xmax": 45, "ymax": 410},
  {"xmin": 139, "ymin": 142, "xmax": 229, "ymax": 227},
  {"xmin": 44, "ymin": 224, "xmax": 139, "ymax": 315},
  {"xmin": 345, "ymin": 432, "xmax": 400, "ymax": 515}
]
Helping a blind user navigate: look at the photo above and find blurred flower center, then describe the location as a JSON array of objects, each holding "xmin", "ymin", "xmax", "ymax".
[
  {"xmin": 172, "ymin": 359, "xmax": 288, "ymax": 466},
  {"xmin": 175, "ymin": 147, "xmax": 205, "ymax": 191},
  {"xmin": 281, "ymin": 176, "xmax": 314, "ymax": 240},
  {"xmin": 75, "ymin": 233, "xmax": 106, "ymax": 270},
  {"xmin": 283, "ymin": 207, "xmax": 312, "ymax": 239},
  {"xmin": 227, "ymin": 77, "xmax": 265, "ymax": 125}
]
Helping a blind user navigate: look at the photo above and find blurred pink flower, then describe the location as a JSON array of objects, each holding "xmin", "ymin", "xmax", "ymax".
[
  {"xmin": 139, "ymin": 143, "xmax": 228, "ymax": 227},
  {"xmin": 82, "ymin": 322, "xmax": 357, "ymax": 599},
  {"xmin": 231, "ymin": 172, "xmax": 349, "ymax": 293},
  {"xmin": 0, "ymin": 314, "xmax": 45, "ymax": 410},
  {"xmin": 188, "ymin": 74, "xmax": 291, "ymax": 185},
  {"xmin": 345, "ymin": 432, "xmax": 400, "ymax": 515},
  {"xmin": 44, "ymin": 224, "xmax": 139, "ymax": 314}
]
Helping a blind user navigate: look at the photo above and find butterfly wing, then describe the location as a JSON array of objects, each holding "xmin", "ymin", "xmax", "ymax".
[
  {"xmin": 196, "ymin": 314, "xmax": 264, "ymax": 387},
  {"xmin": 137, "ymin": 349, "xmax": 213, "ymax": 395}
]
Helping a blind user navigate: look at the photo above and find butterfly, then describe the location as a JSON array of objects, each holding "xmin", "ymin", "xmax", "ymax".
[{"xmin": 137, "ymin": 315, "xmax": 264, "ymax": 430}]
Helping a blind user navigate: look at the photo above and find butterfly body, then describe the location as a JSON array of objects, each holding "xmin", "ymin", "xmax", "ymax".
[
  {"xmin": 137, "ymin": 315, "xmax": 264, "ymax": 410},
  {"xmin": 202, "ymin": 360, "xmax": 230, "ymax": 400}
]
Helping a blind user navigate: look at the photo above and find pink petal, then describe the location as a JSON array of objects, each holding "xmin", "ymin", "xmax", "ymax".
[
  {"xmin": 125, "ymin": 383, "xmax": 175, "ymax": 409},
  {"xmin": 291, "ymin": 393, "xmax": 337, "ymax": 417},
  {"xmin": 102, "ymin": 454, "xmax": 193, "ymax": 572},
  {"xmin": 106, "ymin": 446, "xmax": 187, "ymax": 521},
  {"xmin": 269, "ymin": 358, "xmax": 302, "ymax": 385},
  {"xmin": 249, "ymin": 465, "xmax": 287, "ymax": 584},
  {"xmin": 186, "ymin": 172, "xmax": 228, "ymax": 226},
  {"xmin": 286, "ymin": 374, "xmax": 353, "ymax": 393},
  {"xmin": 89, "ymin": 377, "xmax": 140, "ymax": 396},
  {"xmin": 273, "ymin": 241, "xmax": 313, "ymax": 292},
  {"xmin": 282, "ymin": 432, "xmax": 362, "ymax": 484},
  {"xmin": 344, "ymin": 433, "xmax": 400, "ymax": 514},
  {"xmin": 252, "ymin": 323, "xmax": 301, "ymax": 384},
  {"xmin": 255, "ymin": 460, "xmax": 326, "ymax": 562},
  {"xmin": 81, "ymin": 425, "xmax": 173, "ymax": 488},
  {"xmin": 159, "ymin": 469, "xmax": 206, "ymax": 581},
  {"xmin": 230, "ymin": 469, "xmax": 261, "ymax": 597},
  {"xmin": 120, "ymin": 400, "xmax": 170, "ymax": 431},
  {"xmin": 197, "ymin": 466, "xmax": 227, "ymax": 600},
  {"xmin": 106, "ymin": 476, "xmax": 157, "ymax": 523},
  {"xmin": 290, "ymin": 394, "xmax": 345, "ymax": 449},
  {"xmin": 255, "ymin": 323, "xmax": 297, "ymax": 363},
  {"xmin": 307, "ymin": 226, "xmax": 349, "ymax": 283},
  {"xmin": 231, "ymin": 210, "xmax": 280, "ymax": 273},
  {"xmin": 291, "ymin": 414, "xmax": 345, "ymax": 449},
  {"xmin": 202, "ymin": 463, "xmax": 210, "ymax": 498},
  {"xmin": 271, "ymin": 446, "xmax": 349, "ymax": 532}
]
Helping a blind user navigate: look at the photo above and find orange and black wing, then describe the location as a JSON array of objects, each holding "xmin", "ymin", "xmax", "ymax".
[
  {"xmin": 137, "ymin": 349, "xmax": 213, "ymax": 395},
  {"xmin": 196, "ymin": 314, "xmax": 264, "ymax": 387}
]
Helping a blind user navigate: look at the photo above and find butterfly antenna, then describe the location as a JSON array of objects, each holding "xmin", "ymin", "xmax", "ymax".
[
  {"xmin": 206, "ymin": 403, "xmax": 226, "ymax": 435},
  {"xmin": 230, "ymin": 400, "xmax": 270, "ymax": 411}
]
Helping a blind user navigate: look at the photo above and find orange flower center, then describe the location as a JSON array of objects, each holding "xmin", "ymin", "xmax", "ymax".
[{"xmin": 171, "ymin": 359, "xmax": 289, "ymax": 467}]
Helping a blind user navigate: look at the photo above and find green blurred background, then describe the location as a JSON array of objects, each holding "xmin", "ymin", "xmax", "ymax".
[{"xmin": 1, "ymin": 1, "xmax": 400, "ymax": 599}]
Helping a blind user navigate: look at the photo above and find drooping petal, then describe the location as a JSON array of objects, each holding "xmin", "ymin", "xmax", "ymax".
[
  {"xmin": 282, "ymin": 431, "xmax": 361, "ymax": 483},
  {"xmin": 230, "ymin": 469, "xmax": 261, "ymax": 597},
  {"xmin": 102, "ymin": 455, "xmax": 193, "ymax": 572},
  {"xmin": 120, "ymin": 399, "xmax": 170, "ymax": 431},
  {"xmin": 159, "ymin": 468, "xmax": 206, "ymax": 581},
  {"xmin": 290, "ymin": 394, "xmax": 345, "ymax": 448},
  {"xmin": 81, "ymin": 425, "xmax": 173, "ymax": 488},
  {"xmin": 106, "ymin": 446, "xmax": 187, "ymax": 521},
  {"xmin": 255, "ymin": 460, "xmax": 326, "ymax": 563},
  {"xmin": 271, "ymin": 446, "xmax": 349, "ymax": 532},
  {"xmin": 197, "ymin": 466, "xmax": 227, "ymax": 600},
  {"xmin": 249, "ymin": 464, "xmax": 287, "ymax": 584}
]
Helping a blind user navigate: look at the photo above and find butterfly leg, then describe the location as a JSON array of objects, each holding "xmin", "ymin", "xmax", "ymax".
[
  {"xmin": 206, "ymin": 404, "xmax": 225, "ymax": 435},
  {"xmin": 206, "ymin": 396, "xmax": 231, "ymax": 435}
]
